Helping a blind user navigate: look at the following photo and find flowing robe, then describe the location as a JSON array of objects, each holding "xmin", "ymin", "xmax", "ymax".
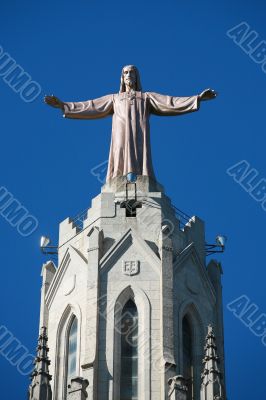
[{"xmin": 63, "ymin": 91, "xmax": 200, "ymax": 181}]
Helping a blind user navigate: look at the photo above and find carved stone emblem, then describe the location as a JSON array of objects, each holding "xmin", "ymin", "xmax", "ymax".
[
  {"xmin": 122, "ymin": 260, "xmax": 140, "ymax": 276},
  {"xmin": 63, "ymin": 275, "xmax": 76, "ymax": 296}
]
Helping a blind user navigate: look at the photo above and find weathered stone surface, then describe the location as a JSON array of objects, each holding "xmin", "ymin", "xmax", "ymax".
[
  {"xmin": 200, "ymin": 325, "xmax": 225, "ymax": 400},
  {"xmin": 67, "ymin": 377, "xmax": 89, "ymax": 400},
  {"xmin": 168, "ymin": 375, "xmax": 188, "ymax": 400},
  {"xmin": 34, "ymin": 177, "xmax": 225, "ymax": 400},
  {"xmin": 28, "ymin": 327, "xmax": 52, "ymax": 400}
]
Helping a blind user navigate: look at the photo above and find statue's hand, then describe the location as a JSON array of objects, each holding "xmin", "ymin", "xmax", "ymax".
[
  {"xmin": 199, "ymin": 88, "xmax": 217, "ymax": 101},
  {"xmin": 44, "ymin": 95, "xmax": 64, "ymax": 109}
]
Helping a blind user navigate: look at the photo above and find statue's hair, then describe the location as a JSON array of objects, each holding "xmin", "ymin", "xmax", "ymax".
[{"xmin": 119, "ymin": 65, "xmax": 142, "ymax": 92}]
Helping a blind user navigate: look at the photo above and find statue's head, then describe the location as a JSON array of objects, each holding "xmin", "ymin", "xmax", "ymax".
[{"xmin": 120, "ymin": 65, "xmax": 142, "ymax": 92}]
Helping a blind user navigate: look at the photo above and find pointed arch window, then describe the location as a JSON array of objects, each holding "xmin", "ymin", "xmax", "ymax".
[
  {"xmin": 120, "ymin": 299, "xmax": 138, "ymax": 400},
  {"xmin": 66, "ymin": 316, "xmax": 78, "ymax": 383},
  {"xmin": 182, "ymin": 315, "xmax": 194, "ymax": 400}
]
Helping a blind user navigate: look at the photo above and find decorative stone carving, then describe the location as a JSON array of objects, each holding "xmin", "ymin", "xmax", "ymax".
[
  {"xmin": 67, "ymin": 377, "xmax": 89, "ymax": 400},
  {"xmin": 122, "ymin": 260, "xmax": 140, "ymax": 276},
  {"xmin": 28, "ymin": 327, "xmax": 52, "ymax": 400},
  {"xmin": 168, "ymin": 375, "xmax": 188, "ymax": 400},
  {"xmin": 200, "ymin": 325, "xmax": 224, "ymax": 400}
]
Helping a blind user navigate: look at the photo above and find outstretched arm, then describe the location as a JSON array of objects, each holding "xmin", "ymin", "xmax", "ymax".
[
  {"xmin": 147, "ymin": 89, "xmax": 217, "ymax": 116},
  {"xmin": 199, "ymin": 88, "xmax": 217, "ymax": 101},
  {"xmin": 44, "ymin": 94, "xmax": 114, "ymax": 119}
]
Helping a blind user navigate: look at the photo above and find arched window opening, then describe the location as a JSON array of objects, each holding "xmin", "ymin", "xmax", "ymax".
[
  {"xmin": 120, "ymin": 299, "xmax": 138, "ymax": 400},
  {"xmin": 182, "ymin": 315, "xmax": 194, "ymax": 400},
  {"xmin": 66, "ymin": 317, "xmax": 78, "ymax": 384}
]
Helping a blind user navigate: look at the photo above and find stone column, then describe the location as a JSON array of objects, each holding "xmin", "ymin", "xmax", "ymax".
[
  {"xmin": 81, "ymin": 226, "xmax": 103, "ymax": 399},
  {"xmin": 168, "ymin": 375, "xmax": 188, "ymax": 400},
  {"xmin": 39, "ymin": 261, "xmax": 56, "ymax": 330},
  {"xmin": 67, "ymin": 377, "xmax": 89, "ymax": 400},
  {"xmin": 159, "ymin": 225, "xmax": 176, "ymax": 399}
]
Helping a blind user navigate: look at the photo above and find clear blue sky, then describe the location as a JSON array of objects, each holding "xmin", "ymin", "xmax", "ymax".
[{"xmin": 0, "ymin": 0, "xmax": 266, "ymax": 398}]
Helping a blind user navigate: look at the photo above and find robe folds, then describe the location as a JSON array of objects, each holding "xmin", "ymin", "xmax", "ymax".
[{"xmin": 63, "ymin": 91, "xmax": 200, "ymax": 182}]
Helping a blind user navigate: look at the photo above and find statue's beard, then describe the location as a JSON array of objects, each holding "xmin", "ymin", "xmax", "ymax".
[{"xmin": 125, "ymin": 80, "xmax": 136, "ymax": 90}]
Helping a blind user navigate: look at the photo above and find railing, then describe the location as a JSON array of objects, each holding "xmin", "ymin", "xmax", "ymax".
[
  {"xmin": 72, "ymin": 208, "xmax": 88, "ymax": 231},
  {"xmin": 172, "ymin": 205, "xmax": 192, "ymax": 229},
  {"xmin": 71, "ymin": 203, "xmax": 192, "ymax": 231}
]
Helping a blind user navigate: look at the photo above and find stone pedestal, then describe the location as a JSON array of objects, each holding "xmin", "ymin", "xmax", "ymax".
[
  {"xmin": 102, "ymin": 175, "xmax": 164, "ymax": 194},
  {"xmin": 168, "ymin": 375, "xmax": 188, "ymax": 400},
  {"xmin": 67, "ymin": 377, "xmax": 89, "ymax": 400}
]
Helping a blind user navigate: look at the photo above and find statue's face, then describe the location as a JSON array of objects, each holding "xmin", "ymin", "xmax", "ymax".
[{"xmin": 123, "ymin": 66, "xmax": 137, "ymax": 89}]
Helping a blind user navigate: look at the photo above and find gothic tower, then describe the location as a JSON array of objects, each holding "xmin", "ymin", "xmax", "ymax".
[{"xmin": 30, "ymin": 175, "xmax": 226, "ymax": 400}]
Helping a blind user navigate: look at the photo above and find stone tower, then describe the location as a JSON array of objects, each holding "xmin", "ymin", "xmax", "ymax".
[{"xmin": 32, "ymin": 175, "xmax": 226, "ymax": 400}]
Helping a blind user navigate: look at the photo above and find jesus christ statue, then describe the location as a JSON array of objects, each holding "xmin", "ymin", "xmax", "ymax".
[{"xmin": 45, "ymin": 65, "xmax": 216, "ymax": 182}]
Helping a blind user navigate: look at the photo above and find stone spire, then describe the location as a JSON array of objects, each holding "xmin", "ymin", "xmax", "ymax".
[
  {"xmin": 28, "ymin": 326, "xmax": 52, "ymax": 400},
  {"xmin": 200, "ymin": 325, "xmax": 224, "ymax": 400}
]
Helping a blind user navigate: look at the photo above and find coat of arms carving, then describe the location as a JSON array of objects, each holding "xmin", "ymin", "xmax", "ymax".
[{"xmin": 122, "ymin": 260, "xmax": 140, "ymax": 276}]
